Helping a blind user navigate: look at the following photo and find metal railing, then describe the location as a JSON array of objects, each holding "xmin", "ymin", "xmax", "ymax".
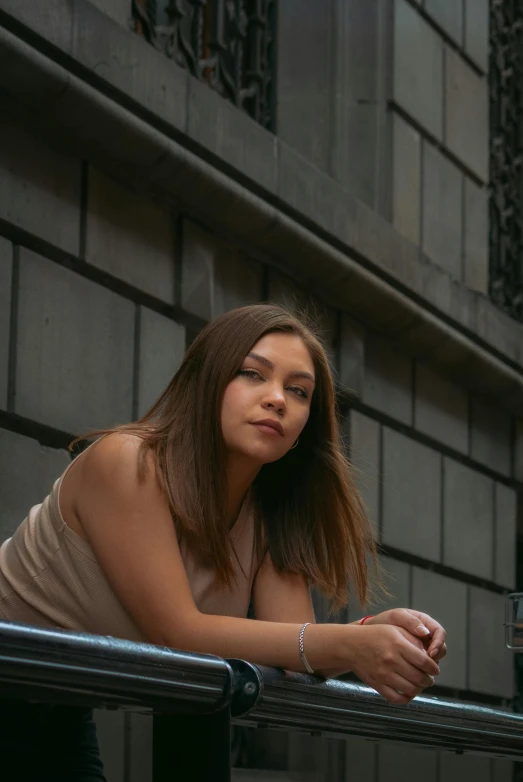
[{"xmin": 0, "ymin": 619, "xmax": 522, "ymax": 781}]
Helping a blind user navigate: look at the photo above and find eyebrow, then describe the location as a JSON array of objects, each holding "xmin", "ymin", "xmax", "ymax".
[{"xmin": 246, "ymin": 352, "xmax": 316, "ymax": 384}]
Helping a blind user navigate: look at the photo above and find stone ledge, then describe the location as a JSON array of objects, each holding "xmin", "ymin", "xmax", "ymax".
[{"xmin": 0, "ymin": 7, "xmax": 522, "ymax": 415}]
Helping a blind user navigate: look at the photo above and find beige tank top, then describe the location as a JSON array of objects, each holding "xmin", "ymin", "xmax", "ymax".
[{"xmin": 0, "ymin": 438, "xmax": 257, "ymax": 642}]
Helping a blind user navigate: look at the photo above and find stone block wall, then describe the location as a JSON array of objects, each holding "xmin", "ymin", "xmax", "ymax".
[
  {"xmin": 276, "ymin": 0, "xmax": 490, "ymax": 297},
  {"xmin": 391, "ymin": 0, "xmax": 489, "ymax": 294},
  {"xmin": 0, "ymin": 108, "xmax": 518, "ymax": 780}
]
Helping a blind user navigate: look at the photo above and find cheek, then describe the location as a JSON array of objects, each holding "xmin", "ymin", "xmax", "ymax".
[{"xmin": 221, "ymin": 381, "xmax": 247, "ymax": 430}]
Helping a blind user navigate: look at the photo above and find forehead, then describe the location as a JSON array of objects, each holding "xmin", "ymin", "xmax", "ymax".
[{"xmin": 248, "ymin": 332, "xmax": 315, "ymax": 372}]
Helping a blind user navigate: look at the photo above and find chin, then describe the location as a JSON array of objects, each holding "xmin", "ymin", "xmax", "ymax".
[{"xmin": 238, "ymin": 441, "xmax": 286, "ymax": 464}]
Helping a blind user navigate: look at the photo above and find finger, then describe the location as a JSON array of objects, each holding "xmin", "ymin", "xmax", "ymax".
[
  {"xmin": 403, "ymin": 610, "xmax": 432, "ymax": 638},
  {"xmin": 379, "ymin": 684, "xmax": 413, "ymax": 706},
  {"xmin": 427, "ymin": 627, "xmax": 446, "ymax": 656},
  {"xmin": 396, "ymin": 627, "xmax": 426, "ymax": 651},
  {"xmin": 387, "ymin": 673, "xmax": 426, "ymax": 700},
  {"xmin": 401, "ymin": 643, "xmax": 440, "ymax": 676},
  {"xmin": 394, "ymin": 659, "xmax": 436, "ymax": 690},
  {"xmin": 430, "ymin": 642, "xmax": 447, "ymax": 661}
]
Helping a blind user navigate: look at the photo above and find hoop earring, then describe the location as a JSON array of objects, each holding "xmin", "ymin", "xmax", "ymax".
[{"xmin": 290, "ymin": 437, "xmax": 300, "ymax": 450}]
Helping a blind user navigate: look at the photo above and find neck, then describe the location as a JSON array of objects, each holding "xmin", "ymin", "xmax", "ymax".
[{"xmin": 225, "ymin": 452, "xmax": 260, "ymax": 529}]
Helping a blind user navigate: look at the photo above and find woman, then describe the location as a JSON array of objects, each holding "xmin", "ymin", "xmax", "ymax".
[{"xmin": 0, "ymin": 304, "xmax": 446, "ymax": 779}]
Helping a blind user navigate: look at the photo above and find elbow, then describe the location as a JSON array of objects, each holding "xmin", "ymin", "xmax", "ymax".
[{"xmin": 146, "ymin": 610, "xmax": 203, "ymax": 652}]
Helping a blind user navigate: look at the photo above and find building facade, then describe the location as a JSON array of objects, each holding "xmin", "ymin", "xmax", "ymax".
[{"xmin": 0, "ymin": 0, "xmax": 520, "ymax": 779}]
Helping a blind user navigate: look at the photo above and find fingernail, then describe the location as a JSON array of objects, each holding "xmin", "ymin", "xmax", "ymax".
[
  {"xmin": 430, "ymin": 648, "xmax": 439, "ymax": 658},
  {"xmin": 418, "ymin": 625, "xmax": 431, "ymax": 636}
]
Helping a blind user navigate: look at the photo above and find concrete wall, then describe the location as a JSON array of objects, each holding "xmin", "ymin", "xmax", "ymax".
[{"xmin": 0, "ymin": 1, "xmax": 520, "ymax": 781}]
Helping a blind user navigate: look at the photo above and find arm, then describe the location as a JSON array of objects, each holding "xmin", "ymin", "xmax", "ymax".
[
  {"xmin": 252, "ymin": 550, "xmax": 359, "ymax": 677},
  {"xmin": 76, "ymin": 434, "xmax": 348, "ymax": 672},
  {"xmin": 75, "ymin": 434, "xmax": 440, "ymax": 703}
]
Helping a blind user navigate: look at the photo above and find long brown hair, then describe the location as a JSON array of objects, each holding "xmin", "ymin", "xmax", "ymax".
[{"xmin": 69, "ymin": 304, "xmax": 381, "ymax": 611}]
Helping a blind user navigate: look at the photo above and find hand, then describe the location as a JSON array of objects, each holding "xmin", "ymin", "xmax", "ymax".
[
  {"xmin": 366, "ymin": 609, "xmax": 447, "ymax": 662},
  {"xmin": 345, "ymin": 623, "xmax": 441, "ymax": 705}
]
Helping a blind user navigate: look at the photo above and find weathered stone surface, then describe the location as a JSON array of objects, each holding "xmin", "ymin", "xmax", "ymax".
[
  {"xmin": 469, "ymin": 587, "xmax": 514, "ymax": 697},
  {"xmin": 182, "ymin": 220, "xmax": 263, "ymax": 321},
  {"xmin": 393, "ymin": 0, "xmax": 443, "ymax": 139},
  {"xmin": 382, "ymin": 429, "xmax": 441, "ymax": 560},
  {"xmin": 214, "ymin": 252, "xmax": 263, "ymax": 318},
  {"xmin": 344, "ymin": 736, "xmax": 377, "ymax": 780},
  {"xmin": 494, "ymin": 483, "xmax": 517, "ymax": 589},
  {"xmin": 420, "ymin": 258, "xmax": 474, "ymax": 330},
  {"xmin": 412, "ymin": 567, "xmax": 467, "ymax": 688},
  {"xmin": 138, "ymin": 307, "xmax": 185, "ymax": 419},
  {"xmin": 16, "ymin": 249, "xmax": 134, "ymax": 434},
  {"xmin": 445, "ymin": 47, "xmax": 489, "ymax": 182},
  {"xmin": 363, "ymin": 335, "xmax": 413, "ymax": 425},
  {"xmin": 276, "ymin": 0, "xmax": 334, "ymax": 173},
  {"xmin": 379, "ymin": 556, "xmax": 411, "ymax": 610},
  {"xmin": 86, "ymin": 0, "xmax": 130, "ymax": 27},
  {"xmin": 349, "ymin": 411, "xmax": 380, "ymax": 535},
  {"xmin": 439, "ymin": 752, "xmax": 492, "ymax": 782},
  {"xmin": 475, "ymin": 297, "xmax": 522, "ymax": 371},
  {"xmin": 331, "ymin": 0, "xmax": 380, "ymax": 207},
  {"xmin": 422, "ymin": 143, "xmax": 463, "ymax": 279},
  {"xmin": 73, "ymin": 1, "xmax": 187, "ymax": 134},
  {"xmin": 181, "ymin": 220, "xmax": 216, "ymax": 321},
  {"xmin": 0, "ymin": 1, "xmax": 74, "ymax": 52},
  {"xmin": 288, "ymin": 734, "xmax": 343, "ymax": 779},
  {"xmin": 233, "ymin": 772, "xmax": 322, "ymax": 781},
  {"xmin": 464, "ymin": 0, "xmax": 489, "ymax": 72},
  {"xmin": 94, "ymin": 710, "xmax": 125, "ymax": 782},
  {"xmin": 0, "ymin": 428, "xmax": 70, "ymax": 542},
  {"xmin": 425, "ymin": 0, "xmax": 463, "ymax": 42},
  {"xmin": 0, "ymin": 116, "xmax": 81, "ymax": 255},
  {"xmin": 129, "ymin": 713, "xmax": 152, "ymax": 782},
  {"xmin": 516, "ymin": 419, "xmax": 523, "ymax": 482},
  {"xmin": 378, "ymin": 744, "xmax": 438, "ymax": 782},
  {"xmin": 464, "ymin": 177, "xmax": 489, "ymax": 294},
  {"xmin": 492, "ymin": 759, "xmax": 515, "ymax": 782},
  {"xmin": 470, "ymin": 397, "xmax": 512, "ymax": 477},
  {"xmin": 414, "ymin": 364, "xmax": 469, "ymax": 452},
  {"xmin": 392, "ymin": 113, "xmax": 421, "ymax": 246},
  {"xmin": 0, "ymin": 238, "xmax": 12, "ymax": 411},
  {"xmin": 443, "ymin": 458, "xmax": 493, "ymax": 579},
  {"xmin": 86, "ymin": 169, "xmax": 175, "ymax": 303},
  {"xmin": 189, "ymin": 76, "xmax": 277, "ymax": 194},
  {"xmin": 278, "ymin": 142, "xmax": 356, "ymax": 252},
  {"xmin": 339, "ymin": 315, "xmax": 365, "ymax": 397},
  {"xmin": 347, "ymin": 552, "xmax": 410, "ymax": 621}
]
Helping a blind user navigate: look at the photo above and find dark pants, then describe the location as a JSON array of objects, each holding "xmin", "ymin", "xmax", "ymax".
[{"xmin": 0, "ymin": 699, "xmax": 107, "ymax": 781}]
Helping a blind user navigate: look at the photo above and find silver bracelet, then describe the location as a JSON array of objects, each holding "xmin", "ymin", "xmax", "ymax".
[{"xmin": 299, "ymin": 622, "xmax": 315, "ymax": 674}]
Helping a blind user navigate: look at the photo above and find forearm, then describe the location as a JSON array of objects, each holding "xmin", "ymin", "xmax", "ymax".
[
  {"xmin": 312, "ymin": 620, "xmax": 363, "ymax": 677},
  {"xmin": 166, "ymin": 613, "xmax": 355, "ymax": 674}
]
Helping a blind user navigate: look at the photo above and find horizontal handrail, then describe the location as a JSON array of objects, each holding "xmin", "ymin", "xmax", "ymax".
[
  {"xmin": 0, "ymin": 620, "xmax": 233, "ymax": 714},
  {"xmin": 0, "ymin": 621, "xmax": 522, "ymax": 760},
  {"xmin": 235, "ymin": 664, "xmax": 523, "ymax": 759}
]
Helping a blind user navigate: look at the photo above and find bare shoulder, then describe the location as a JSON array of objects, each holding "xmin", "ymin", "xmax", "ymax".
[
  {"xmin": 75, "ymin": 432, "xmax": 160, "ymax": 515},
  {"xmin": 81, "ymin": 432, "xmax": 152, "ymax": 479}
]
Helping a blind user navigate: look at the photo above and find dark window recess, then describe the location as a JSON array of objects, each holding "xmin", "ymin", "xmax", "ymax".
[
  {"xmin": 489, "ymin": 0, "xmax": 523, "ymax": 322},
  {"xmin": 132, "ymin": 0, "xmax": 277, "ymax": 131}
]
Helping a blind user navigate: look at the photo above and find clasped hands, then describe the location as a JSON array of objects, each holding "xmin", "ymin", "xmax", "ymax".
[
  {"xmin": 365, "ymin": 608, "xmax": 447, "ymax": 661},
  {"xmin": 356, "ymin": 608, "xmax": 447, "ymax": 704}
]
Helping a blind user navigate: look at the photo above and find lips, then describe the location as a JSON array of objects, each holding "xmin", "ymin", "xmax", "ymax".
[{"xmin": 251, "ymin": 419, "xmax": 284, "ymax": 436}]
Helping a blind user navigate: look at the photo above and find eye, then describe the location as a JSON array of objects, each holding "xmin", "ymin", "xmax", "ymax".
[
  {"xmin": 237, "ymin": 368, "xmax": 263, "ymax": 381},
  {"xmin": 289, "ymin": 386, "xmax": 308, "ymax": 399}
]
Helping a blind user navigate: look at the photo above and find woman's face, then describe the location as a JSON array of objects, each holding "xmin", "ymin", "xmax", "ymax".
[{"xmin": 221, "ymin": 332, "xmax": 316, "ymax": 464}]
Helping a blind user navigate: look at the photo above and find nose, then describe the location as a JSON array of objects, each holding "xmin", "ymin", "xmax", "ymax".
[{"xmin": 262, "ymin": 382, "xmax": 286, "ymax": 414}]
